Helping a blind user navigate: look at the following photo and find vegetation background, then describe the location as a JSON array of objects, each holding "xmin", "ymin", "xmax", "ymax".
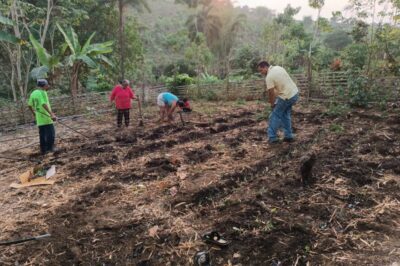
[{"xmin": 0, "ymin": 0, "xmax": 399, "ymax": 105}]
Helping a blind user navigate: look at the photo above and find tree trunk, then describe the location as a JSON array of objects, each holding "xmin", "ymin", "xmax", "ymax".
[
  {"xmin": 306, "ymin": 56, "xmax": 312, "ymax": 103},
  {"xmin": 10, "ymin": 62, "xmax": 17, "ymax": 102},
  {"xmin": 306, "ymin": 5, "xmax": 322, "ymax": 103},
  {"xmin": 366, "ymin": 0, "xmax": 377, "ymax": 77},
  {"xmin": 118, "ymin": 0, "xmax": 125, "ymax": 79},
  {"xmin": 4, "ymin": 43, "xmax": 17, "ymax": 102},
  {"xmin": 23, "ymin": 55, "xmax": 33, "ymax": 98},
  {"xmin": 15, "ymin": 46, "xmax": 25, "ymax": 100},
  {"xmin": 40, "ymin": 0, "xmax": 53, "ymax": 46},
  {"xmin": 70, "ymin": 62, "xmax": 81, "ymax": 99},
  {"xmin": 11, "ymin": 1, "xmax": 26, "ymax": 101},
  {"xmin": 225, "ymin": 53, "xmax": 231, "ymax": 95}
]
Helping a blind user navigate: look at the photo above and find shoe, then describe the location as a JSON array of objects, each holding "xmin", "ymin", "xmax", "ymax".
[{"xmin": 283, "ymin": 138, "xmax": 295, "ymax": 143}]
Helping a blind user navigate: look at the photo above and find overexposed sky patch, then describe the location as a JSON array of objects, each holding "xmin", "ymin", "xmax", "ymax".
[{"xmin": 233, "ymin": 0, "xmax": 351, "ymax": 19}]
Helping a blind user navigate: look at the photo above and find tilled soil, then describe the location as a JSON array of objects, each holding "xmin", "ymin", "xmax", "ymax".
[{"xmin": 0, "ymin": 102, "xmax": 399, "ymax": 265}]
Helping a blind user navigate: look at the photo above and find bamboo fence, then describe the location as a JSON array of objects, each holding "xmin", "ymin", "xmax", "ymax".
[{"xmin": 0, "ymin": 72, "xmax": 399, "ymax": 131}]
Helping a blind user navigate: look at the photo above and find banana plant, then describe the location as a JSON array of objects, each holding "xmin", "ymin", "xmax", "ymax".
[
  {"xmin": 56, "ymin": 23, "xmax": 113, "ymax": 98},
  {"xmin": 0, "ymin": 14, "xmax": 18, "ymax": 44},
  {"xmin": 29, "ymin": 34, "xmax": 62, "ymax": 80}
]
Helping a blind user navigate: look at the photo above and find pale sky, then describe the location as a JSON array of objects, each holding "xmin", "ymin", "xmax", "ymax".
[{"xmin": 233, "ymin": 0, "xmax": 351, "ymax": 20}]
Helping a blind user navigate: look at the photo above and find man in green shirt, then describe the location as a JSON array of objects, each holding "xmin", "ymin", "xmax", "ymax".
[{"xmin": 28, "ymin": 79, "xmax": 57, "ymax": 155}]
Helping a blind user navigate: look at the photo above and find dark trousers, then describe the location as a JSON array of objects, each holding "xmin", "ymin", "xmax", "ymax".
[
  {"xmin": 117, "ymin": 109, "xmax": 130, "ymax": 127},
  {"xmin": 39, "ymin": 124, "xmax": 55, "ymax": 154}
]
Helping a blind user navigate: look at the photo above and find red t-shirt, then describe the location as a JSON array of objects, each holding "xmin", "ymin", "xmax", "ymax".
[{"xmin": 110, "ymin": 85, "xmax": 135, "ymax": 109}]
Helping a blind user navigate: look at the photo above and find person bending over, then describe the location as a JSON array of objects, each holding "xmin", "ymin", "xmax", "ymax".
[
  {"xmin": 157, "ymin": 92, "xmax": 189, "ymax": 122},
  {"xmin": 257, "ymin": 61, "xmax": 299, "ymax": 144}
]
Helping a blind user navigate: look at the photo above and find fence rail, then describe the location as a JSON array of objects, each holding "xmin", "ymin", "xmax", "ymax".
[{"xmin": 1, "ymin": 71, "xmax": 399, "ymax": 131}]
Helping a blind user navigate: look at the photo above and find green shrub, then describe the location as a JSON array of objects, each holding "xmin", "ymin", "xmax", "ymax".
[
  {"xmin": 341, "ymin": 43, "xmax": 368, "ymax": 70},
  {"xmin": 165, "ymin": 73, "xmax": 194, "ymax": 95},
  {"xmin": 199, "ymin": 73, "xmax": 220, "ymax": 84},
  {"xmin": 203, "ymin": 89, "xmax": 219, "ymax": 101},
  {"xmin": 165, "ymin": 74, "xmax": 194, "ymax": 89},
  {"xmin": 85, "ymin": 70, "xmax": 112, "ymax": 92},
  {"xmin": 235, "ymin": 98, "xmax": 246, "ymax": 105},
  {"xmin": 325, "ymin": 102, "xmax": 350, "ymax": 117},
  {"xmin": 347, "ymin": 73, "xmax": 370, "ymax": 107},
  {"xmin": 228, "ymin": 75, "xmax": 245, "ymax": 82},
  {"xmin": 256, "ymin": 105, "xmax": 272, "ymax": 121},
  {"xmin": 329, "ymin": 123, "xmax": 344, "ymax": 133}
]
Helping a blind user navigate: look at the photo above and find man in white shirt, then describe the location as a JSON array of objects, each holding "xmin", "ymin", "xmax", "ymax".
[{"xmin": 257, "ymin": 61, "xmax": 299, "ymax": 144}]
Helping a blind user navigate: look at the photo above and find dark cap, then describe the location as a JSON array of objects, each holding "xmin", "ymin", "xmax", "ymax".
[
  {"xmin": 37, "ymin": 79, "xmax": 48, "ymax": 87},
  {"xmin": 177, "ymin": 100, "xmax": 185, "ymax": 107}
]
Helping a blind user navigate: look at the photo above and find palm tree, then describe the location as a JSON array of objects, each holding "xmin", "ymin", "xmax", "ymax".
[
  {"xmin": 117, "ymin": 0, "xmax": 150, "ymax": 79},
  {"xmin": 175, "ymin": 0, "xmax": 210, "ymax": 8},
  {"xmin": 216, "ymin": 13, "xmax": 246, "ymax": 77},
  {"xmin": 185, "ymin": 4, "xmax": 222, "ymax": 47},
  {"xmin": 57, "ymin": 24, "xmax": 113, "ymax": 98}
]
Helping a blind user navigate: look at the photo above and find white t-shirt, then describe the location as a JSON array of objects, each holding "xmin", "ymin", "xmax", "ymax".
[{"xmin": 266, "ymin": 66, "xmax": 299, "ymax": 99}]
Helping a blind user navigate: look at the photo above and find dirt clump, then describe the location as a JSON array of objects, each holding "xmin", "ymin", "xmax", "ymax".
[
  {"xmin": 381, "ymin": 158, "xmax": 400, "ymax": 174},
  {"xmin": 116, "ymin": 133, "xmax": 137, "ymax": 144},
  {"xmin": 185, "ymin": 145, "xmax": 214, "ymax": 164},
  {"xmin": 214, "ymin": 117, "xmax": 228, "ymax": 123},
  {"xmin": 143, "ymin": 157, "xmax": 178, "ymax": 179},
  {"xmin": 71, "ymin": 159, "xmax": 107, "ymax": 177}
]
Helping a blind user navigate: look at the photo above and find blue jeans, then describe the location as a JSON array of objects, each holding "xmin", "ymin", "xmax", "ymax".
[{"xmin": 267, "ymin": 93, "xmax": 299, "ymax": 142}]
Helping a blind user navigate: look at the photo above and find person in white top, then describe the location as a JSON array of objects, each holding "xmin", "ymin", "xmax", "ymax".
[{"xmin": 257, "ymin": 61, "xmax": 299, "ymax": 144}]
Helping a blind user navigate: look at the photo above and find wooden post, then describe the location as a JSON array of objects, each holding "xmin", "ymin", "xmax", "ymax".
[{"xmin": 306, "ymin": 57, "xmax": 312, "ymax": 103}]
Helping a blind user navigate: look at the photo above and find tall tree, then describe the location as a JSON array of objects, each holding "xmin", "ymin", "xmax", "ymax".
[
  {"xmin": 215, "ymin": 13, "xmax": 246, "ymax": 77},
  {"xmin": 175, "ymin": 0, "xmax": 210, "ymax": 8},
  {"xmin": 347, "ymin": 0, "xmax": 400, "ymax": 75},
  {"xmin": 308, "ymin": 0, "xmax": 325, "ymax": 59},
  {"xmin": 116, "ymin": 0, "xmax": 149, "ymax": 79},
  {"xmin": 307, "ymin": 0, "xmax": 325, "ymax": 98},
  {"xmin": 0, "ymin": 13, "xmax": 19, "ymax": 100},
  {"xmin": 185, "ymin": 4, "xmax": 222, "ymax": 47}
]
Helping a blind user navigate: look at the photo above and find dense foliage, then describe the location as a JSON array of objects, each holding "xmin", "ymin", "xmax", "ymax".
[{"xmin": 0, "ymin": 0, "xmax": 399, "ymax": 102}]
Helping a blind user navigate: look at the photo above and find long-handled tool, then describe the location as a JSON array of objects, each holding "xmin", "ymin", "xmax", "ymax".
[
  {"xmin": 0, "ymin": 155, "xmax": 41, "ymax": 163},
  {"xmin": 56, "ymin": 118, "xmax": 91, "ymax": 139},
  {"xmin": 36, "ymin": 110, "xmax": 90, "ymax": 139},
  {"xmin": 137, "ymin": 97, "xmax": 144, "ymax": 126},
  {"xmin": 0, "ymin": 233, "xmax": 51, "ymax": 246},
  {"xmin": 178, "ymin": 111, "xmax": 185, "ymax": 126}
]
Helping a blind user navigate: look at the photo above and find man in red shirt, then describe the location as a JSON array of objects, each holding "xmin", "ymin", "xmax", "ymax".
[{"xmin": 110, "ymin": 79, "xmax": 139, "ymax": 127}]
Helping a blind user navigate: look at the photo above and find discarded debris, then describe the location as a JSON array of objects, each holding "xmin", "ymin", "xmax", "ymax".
[
  {"xmin": 202, "ymin": 231, "xmax": 229, "ymax": 247},
  {"xmin": 0, "ymin": 233, "xmax": 51, "ymax": 246},
  {"xmin": 194, "ymin": 251, "xmax": 211, "ymax": 266},
  {"xmin": 10, "ymin": 166, "xmax": 56, "ymax": 188},
  {"xmin": 148, "ymin": 226, "xmax": 159, "ymax": 238}
]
